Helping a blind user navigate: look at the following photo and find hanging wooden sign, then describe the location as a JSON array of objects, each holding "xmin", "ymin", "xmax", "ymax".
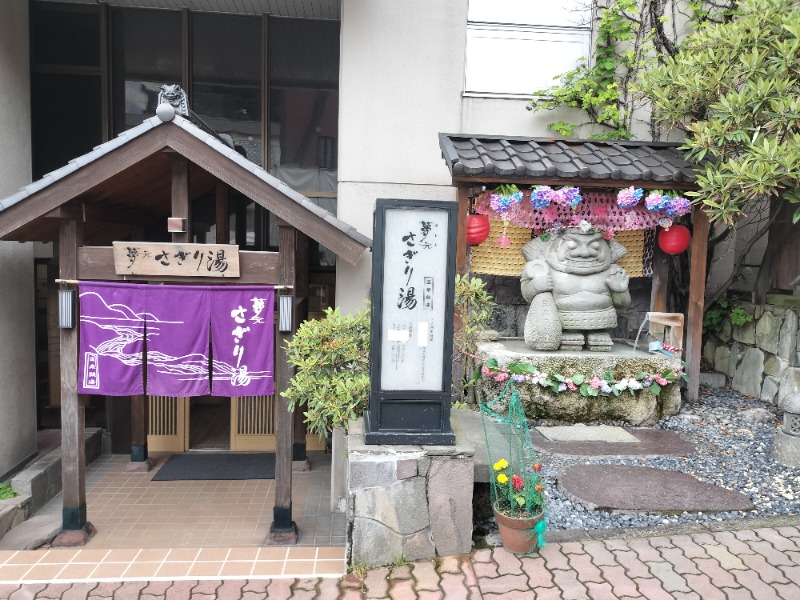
[{"xmin": 112, "ymin": 241, "xmax": 240, "ymax": 278}]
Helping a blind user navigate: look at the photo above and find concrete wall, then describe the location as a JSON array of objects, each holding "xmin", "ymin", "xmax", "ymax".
[
  {"xmin": 336, "ymin": 0, "xmax": 580, "ymax": 311},
  {"xmin": 0, "ymin": 0, "xmax": 37, "ymax": 480}
]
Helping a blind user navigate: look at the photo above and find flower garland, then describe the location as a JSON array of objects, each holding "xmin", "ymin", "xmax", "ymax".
[
  {"xmin": 480, "ymin": 357, "xmax": 687, "ymax": 398},
  {"xmin": 474, "ymin": 185, "xmax": 693, "ymax": 243}
]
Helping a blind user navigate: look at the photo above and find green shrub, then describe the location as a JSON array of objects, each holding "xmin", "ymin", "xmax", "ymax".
[
  {"xmin": 281, "ymin": 306, "xmax": 370, "ymax": 437},
  {"xmin": 0, "ymin": 483, "xmax": 17, "ymax": 500}
]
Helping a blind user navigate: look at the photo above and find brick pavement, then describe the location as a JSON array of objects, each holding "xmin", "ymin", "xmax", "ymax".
[{"xmin": 3, "ymin": 523, "xmax": 800, "ymax": 599}]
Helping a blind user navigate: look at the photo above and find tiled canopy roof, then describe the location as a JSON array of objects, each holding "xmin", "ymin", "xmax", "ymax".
[{"xmin": 439, "ymin": 134, "xmax": 697, "ymax": 186}]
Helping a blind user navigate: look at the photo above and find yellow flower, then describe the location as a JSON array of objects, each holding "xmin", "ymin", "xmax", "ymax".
[
  {"xmin": 497, "ymin": 473, "xmax": 509, "ymax": 485},
  {"xmin": 493, "ymin": 459, "xmax": 508, "ymax": 471}
]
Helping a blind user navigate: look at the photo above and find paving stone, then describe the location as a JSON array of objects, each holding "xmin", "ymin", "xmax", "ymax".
[
  {"xmin": 36, "ymin": 583, "xmax": 73, "ymax": 598},
  {"xmin": 558, "ymin": 465, "xmax": 755, "ymax": 512},
  {"xmin": 537, "ymin": 425, "xmax": 639, "ymax": 443},
  {"xmin": 460, "ymin": 559, "xmax": 478, "ymax": 589},
  {"xmin": 437, "ymin": 556, "xmax": 461, "ymax": 574},
  {"xmin": 730, "ymin": 569, "xmax": 781, "ymax": 600},
  {"xmin": 772, "ymin": 581, "xmax": 800, "ymax": 598},
  {"xmin": 340, "ymin": 590, "xmax": 365, "ymax": 600},
  {"xmin": 316, "ymin": 578, "xmax": 342, "ymax": 600},
  {"xmin": 612, "ymin": 549, "xmax": 651, "ymax": 579},
  {"xmin": 439, "ymin": 572, "xmax": 470, "ymax": 600},
  {"xmin": 646, "ymin": 562, "xmax": 692, "ymax": 593},
  {"xmin": 10, "ymin": 584, "xmax": 46, "ymax": 599},
  {"xmin": 667, "ymin": 535, "xmax": 708, "ymax": 559},
  {"xmin": 389, "ymin": 565, "xmax": 412, "ymax": 580},
  {"xmin": 475, "ymin": 573, "xmax": 529, "ymax": 594},
  {"xmin": 411, "ymin": 561, "xmax": 439, "ymax": 591},
  {"xmin": 428, "ymin": 458, "xmax": 473, "ymax": 556},
  {"xmin": 165, "ymin": 580, "xmax": 195, "ymax": 600},
  {"xmin": 580, "ymin": 540, "xmax": 618, "ymax": 566},
  {"xmin": 692, "ymin": 557, "xmax": 740, "ymax": 588},
  {"xmin": 492, "ymin": 547, "xmax": 522, "ymax": 575},
  {"xmin": 264, "ymin": 579, "xmax": 293, "ymax": 600},
  {"xmin": 482, "ymin": 591, "xmax": 534, "ymax": 600},
  {"xmin": 364, "ymin": 567, "xmax": 390, "ymax": 598},
  {"xmin": 723, "ymin": 588, "xmax": 755, "ymax": 600},
  {"xmin": 112, "ymin": 581, "xmax": 149, "ymax": 600},
  {"xmin": 190, "ymin": 581, "xmax": 221, "ymax": 596},
  {"xmin": 537, "ymin": 545, "xmax": 571, "ymax": 571},
  {"xmin": 658, "ymin": 547, "xmax": 701, "ymax": 575},
  {"xmin": 387, "ymin": 578, "xmax": 415, "ymax": 600},
  {"xmin": 755, "ymin": 527, "xmax": 800, "ymax": 552},
  {"xmin": 471, "ymin": 549, "xmax": 493, "ymax": 563},
  {"xmin": 520, "ymin": 556, "xmax": 554, "ymax": 588},
  {"xmin": 417, "ymin": 592, "xmax": 443, "ymax": 600},
  {"xmin": 551, "ymin": 569, "xmax": 590, "ymax": 600},
  {"xmin": 683, "ymin": 572, "xmax": 727, "ymax": 599},
  {"xmin": 598, "ymin": 564, "xmax": 641, "ymax": 598},
  {"xmin": 63, "ymin": 583, "xmax": 99, "ymax": 600},
  {"xmin": 531, "ymin": 428, "xmax": 694, "ymax": 457},
  {"xmin": 567, "ymin": 553, "xmax": 603, "ymax": 583},
  {"xmin": 742, "ymin": 539, "xmax": 794, "ymax": 565},
  {"xmin": 585, "ymin": 581, "xmax": 615, "ymax": 600},
  {"xmin": 558, "ymin": 542, "xmax": 585, "ymax": 555},
  {"xmin": 471, "ymin": 560, "xmax": 498, "ymax": 579},
  {"xmin": 631, "ymin": 577, "xmax": 674, "ymax": 600},
  {"xmin": 625, "ymin": 538, "xmax": 663, "ymax": 561},
  {"xmin": 738, "ymin": 553, "xmax": 789, "ymax": 584}
]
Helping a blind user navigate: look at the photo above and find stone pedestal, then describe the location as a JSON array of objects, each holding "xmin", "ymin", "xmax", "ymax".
[
  {"xmin": 346, "ymin": 418, "xmax": 474, "ymax": 567},
  {"xmin": 478, "ymin": 340, "xmax": 683, "ymax": 426}
]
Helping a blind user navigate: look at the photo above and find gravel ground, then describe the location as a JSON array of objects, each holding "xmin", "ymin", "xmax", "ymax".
[{"xmin": 528, "ymin": 385, "xmax": 800, "ymax": 532}]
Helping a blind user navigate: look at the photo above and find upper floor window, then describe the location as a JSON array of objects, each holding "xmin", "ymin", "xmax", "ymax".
[{"xmin": 465, "ymin": 0, "xmax": 591, "ymax": 98}]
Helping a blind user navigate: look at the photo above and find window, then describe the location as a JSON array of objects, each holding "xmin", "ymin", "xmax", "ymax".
[{"xmin": 465, "ymin": 0, "xmax": 591, "ymax": 97}]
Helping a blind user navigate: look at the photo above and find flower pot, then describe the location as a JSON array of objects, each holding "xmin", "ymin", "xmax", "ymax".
[{"xmin": 493, "ymin": 503, "xmax": 544, "ymax": 554}]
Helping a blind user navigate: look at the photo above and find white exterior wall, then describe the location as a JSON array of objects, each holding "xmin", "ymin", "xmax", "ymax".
[
  {"xmin": 0, "ymin": 0, "xmax": 37, "ymax": 479},
  {"xmin": 337, "ymin": 0, "xmax": 580, "ymax": 310}
]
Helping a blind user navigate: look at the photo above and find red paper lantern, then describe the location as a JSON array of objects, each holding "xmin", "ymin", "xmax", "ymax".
[
  {"xmin": 658, "ymin": 224, "xmax": 691, "ymax": 255},
  {"xmin": 466, "ymin": 214, "xmax": 491, "ymax": 245}
]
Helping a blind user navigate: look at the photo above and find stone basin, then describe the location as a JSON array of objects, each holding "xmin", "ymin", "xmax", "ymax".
[{"xmin": 477, "ymin": 339, "xmax": 683, "ymax": 426}]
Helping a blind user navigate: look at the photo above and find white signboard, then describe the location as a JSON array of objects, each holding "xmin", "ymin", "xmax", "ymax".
[{"xmin": 379, "ymin": 207, "xmax": 450, "ymax": 391}]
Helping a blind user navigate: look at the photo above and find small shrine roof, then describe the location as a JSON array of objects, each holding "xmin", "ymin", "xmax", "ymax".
[{"xmin": 438, "ymin": 134, "xmax": 698, "ymax": 189}]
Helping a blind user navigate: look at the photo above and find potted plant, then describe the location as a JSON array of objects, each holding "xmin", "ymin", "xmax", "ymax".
[{"xmin": 491, "ymin": 457, "xmax": 547, "ymax": 554}]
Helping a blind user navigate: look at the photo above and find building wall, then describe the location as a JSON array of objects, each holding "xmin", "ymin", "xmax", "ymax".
[
  {"xmin": 337, "ymin": 0, "xmax": 589, "ymax": 311},
  {"xmin": 0, "ymin": 0, "xmax": 37, "ymax": 479}
]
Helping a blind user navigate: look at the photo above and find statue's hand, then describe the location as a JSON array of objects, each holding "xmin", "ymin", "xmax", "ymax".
[
  {"xmin": 605, "ymin": 265, "xmax": 629, "ymax": 293},
  {"xmin": 522, "ymin": 259, "xmax": 553, "ymax": 293}
]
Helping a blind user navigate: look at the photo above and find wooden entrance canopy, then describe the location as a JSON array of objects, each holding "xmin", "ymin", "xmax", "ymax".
[
  {"xmin": 0, "ymin": 110, "xmax": 371, "ymax": 544},
  {"xmin": 438, "ymin": 133, "xmax": 708, "ymax": 403}
]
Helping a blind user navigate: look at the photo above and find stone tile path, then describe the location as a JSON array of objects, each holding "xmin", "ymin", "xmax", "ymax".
[{"xmin": 3, "ymin": 522, "xmax": 800, "ymax": 598}]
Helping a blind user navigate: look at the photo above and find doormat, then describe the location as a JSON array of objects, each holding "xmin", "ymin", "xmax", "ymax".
[{"xmin": 151, "ymin": 452, "xmax": 276, "ymax": 481}]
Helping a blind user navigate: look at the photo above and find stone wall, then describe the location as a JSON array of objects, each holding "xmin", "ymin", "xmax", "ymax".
[
  {"xmin": 346, "ymin": 418, "xmax": 474, "ymax": 567},
  {"xmin": 480, "ymin": 274, "xmax": 652, "ymax": 341},
  {"xmin": 702, "ymin": 302, "xmax": 799, "ymax": 405}
]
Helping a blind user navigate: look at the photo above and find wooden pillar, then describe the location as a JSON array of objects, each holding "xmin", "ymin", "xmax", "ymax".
[
  {"xmin": 53, "ymin": 216, "xmax": 95, "ymax": 545},
  {"xmin": 685, "ymin": 209, "xmax": 710, "ymax": 402},
  {"xmin": 215, "ymin": 181, "xmax": 229, "ymax": 244},
  {"xmin": 292, "ymin": 232, "xmax": 309, "ymax": 468},
  {"xmin": 128, "ymin": 394, "xmax": 151, "ymax": 471},
  {"xmin": 650, "ymin": 244, "xmax": 669, "ymax": 314},
  {"xmin": 267, "ymin": 223, "xmax": 298, "ymax": 543},
  {"xmin": 171, "ymin": 157, "xmax": 190, "ymax": 244},
  {"xmin": 456, "ymin": 187, "xmax": 469, "ymax": 276}
]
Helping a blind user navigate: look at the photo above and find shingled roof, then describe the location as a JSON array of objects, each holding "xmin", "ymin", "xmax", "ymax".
[{"xmin": 439, "ymin": 134, "xmax": 698, "ymax": 189}]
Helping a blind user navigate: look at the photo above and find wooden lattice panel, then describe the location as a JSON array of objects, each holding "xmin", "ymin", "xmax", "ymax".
[
  {"xmin": 470, "ymin": 220, "xmax": 646, "ymax": 278},
  {"xmin": 613, "ymin": 229, "xmax": 645, "ymax": 278},
  {"xmin": 469, "ymin": 220, "xmax": 530, "ymax": 276}
]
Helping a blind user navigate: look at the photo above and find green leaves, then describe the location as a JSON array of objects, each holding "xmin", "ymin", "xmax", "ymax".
[
  {"xmin": 281, "ymin": 306, "xmax": 371, "ymax": 437},
  {"xmin": 638, "ymin": 0, "xmax": 800, "ymax": 227}
]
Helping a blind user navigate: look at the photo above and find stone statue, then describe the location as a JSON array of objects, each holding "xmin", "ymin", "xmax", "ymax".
[{"xmin": 521, "ymin": 226, "xmax": 631, "ymax": 352}]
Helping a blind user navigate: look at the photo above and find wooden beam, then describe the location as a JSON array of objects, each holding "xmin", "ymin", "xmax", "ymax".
[
  {"xmin": 215, "ymin": 181, "xmax": 230, "ymax": 244},
  {"xmin": 268, "ymin": 225, "xmax": 298, "ymax": 543},
  {"xmin": 161, "ymin": 127, "xmax": 370, "ymax": 266},
  {"xmin": 685, "ymin": 209, "xmax": 710, "ymax": 402},
  {"xmin": 650, "ymin": 244, "xmax": 669, "ymax": 313},
  {"xmin": 456, "ymin": 187, "xmax": 469, "ymax": 275},
  {"xmin": 171, "ymin": 157, "xmax": 190, "ymax": 244},
  {"xmin": 56, "ymin": 217, "xmax": 93, "ymax": 542},
  {"xmin": 0, "ymin": 126, "xmax": 172, "ymax": 240},
  {"xmin": 130, "ymin": 394, "xmax": 149, "ymax": 464},
  {"xmin": 78, "ymin": 247, "xmax": 282, "ymax": 284},
  {"xmin": 292, "ymin": 233, "xmax": 309, "ymax": 464},
  {"xmin": 452, "ymin": 175, "xmax": 699, "ymax": 192}
]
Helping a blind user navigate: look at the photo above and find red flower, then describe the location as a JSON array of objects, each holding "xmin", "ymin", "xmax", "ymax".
[
  {"xmin": 532, "ymin": 463, "xmax": 542, "ymax": 471},
  {"xmin": 512, "ymin": 474, "xmax": 524, "ymax": 492}
]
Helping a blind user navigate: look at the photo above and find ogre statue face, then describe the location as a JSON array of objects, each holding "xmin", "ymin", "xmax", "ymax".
[{"xmin": 545, "ymin": 231, "xmax": 612, "ymax": 275}]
